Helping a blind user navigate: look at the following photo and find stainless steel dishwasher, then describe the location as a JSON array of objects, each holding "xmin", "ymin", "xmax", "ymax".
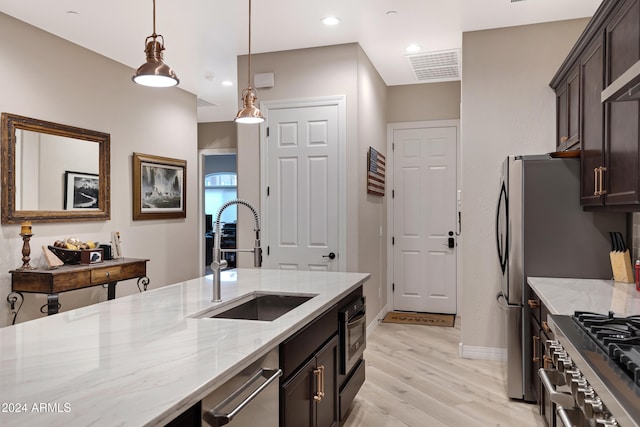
[{"xmin": 201, "ymin": 347, "xmax": 281, "ymax": 427}]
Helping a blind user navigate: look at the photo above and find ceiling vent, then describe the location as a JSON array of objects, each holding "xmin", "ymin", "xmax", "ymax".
[
  {"xmin": 197, "ymin": 98, "xmax": 217, "ymax": 107},
  {"xmin": 407, "ymin": 49, "xmax": 461, "ymax": 83}
]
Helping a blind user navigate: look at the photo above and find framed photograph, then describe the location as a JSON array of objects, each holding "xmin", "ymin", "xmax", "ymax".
[
  {"xmin": 64, "ymin": 171, "xmax": 100, "ymax": 210},
  {"xmin": 132, "ymin": 152, "xmax": 186, "ymax": 220}
]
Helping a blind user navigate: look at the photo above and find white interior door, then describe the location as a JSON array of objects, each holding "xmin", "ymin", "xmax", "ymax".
[
  {"xmin": 392, "ymin": 125, "xmax": 458, "ymax": 314},
  {"xmin": 263, "ymin": 100, "xmax": 343, "ymax": 271}
]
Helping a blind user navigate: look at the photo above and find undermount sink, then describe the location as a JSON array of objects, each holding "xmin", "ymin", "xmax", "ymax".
[{"xmin": 193, "ymin": 292, "xmax": 317, "ymax": 321}]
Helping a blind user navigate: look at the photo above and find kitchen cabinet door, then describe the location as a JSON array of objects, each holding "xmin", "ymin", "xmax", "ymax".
[
  {"xmin": 580, "ymin": 35, "xmax": 606, "ymax": 206},
  {"xmin": 555, "ymin": 66, "xmax": 580, "ymax": 151},
  {"xmin": 604, "ymin": 0, "xmax": 640, "ymax": 206},
  {"xmin": 281, "ymin": 336, "xmax": 338, "ymax": 427}
]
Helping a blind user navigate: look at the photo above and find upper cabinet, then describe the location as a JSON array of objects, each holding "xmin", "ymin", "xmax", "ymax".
[{"xmin": 550, "ymin": 0, "xmax": 640, "ymax": 210}]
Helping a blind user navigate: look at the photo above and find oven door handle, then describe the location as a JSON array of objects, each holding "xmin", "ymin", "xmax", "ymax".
[
  {"xmin": 538, "ymin": 368, "xmax": 576, "ymax": 409},
  {"xmin": 347, "ymin": 312, "xmax": 366, "ymax": 326}
]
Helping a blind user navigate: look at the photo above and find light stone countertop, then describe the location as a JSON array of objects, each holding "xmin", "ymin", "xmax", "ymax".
[
  {"xmin": 527, "ymin": 277, "xmax": 640, "ymax": 316},
  {"xmin": 0, "ymin": 268, "xmax": 370, "ymax": 426}
]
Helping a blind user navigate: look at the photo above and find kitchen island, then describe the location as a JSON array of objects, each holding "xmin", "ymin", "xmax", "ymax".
[
  {"xmin": 0, "ymin": 268, "xmax": 370, "ymax": 426},
  {"xmin": 528, "ymin": 276, "xmax": 640, "ymax": 316}
]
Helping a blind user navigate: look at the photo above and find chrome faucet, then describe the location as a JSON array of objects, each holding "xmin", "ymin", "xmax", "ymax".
[{"xmin": 211, "ymin": 199, "xmax": 262, "ymax": 302}]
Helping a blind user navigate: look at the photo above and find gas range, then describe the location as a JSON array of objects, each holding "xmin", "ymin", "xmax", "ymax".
[{"xmin": 547, "ymin": 312, "xmax": 640, "ymax": 427}]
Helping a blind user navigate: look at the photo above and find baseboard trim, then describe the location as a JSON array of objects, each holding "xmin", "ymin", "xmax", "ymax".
[
  {"xmin": 368, "ymin": 303, "xmax": 387, "ymax": 338},
  {"xmin": 459, "ymin": 343, "xmax": 507, "ymax": 361}
]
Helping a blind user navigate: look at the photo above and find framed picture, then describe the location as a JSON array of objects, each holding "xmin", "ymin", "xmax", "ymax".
[
  {"xmin": 64, "ymin": 171, "xmax": 100, "ymax": 210},
  {"xmin": 132, "ymin": 152, "xmax": 187, "ymax": 220}
]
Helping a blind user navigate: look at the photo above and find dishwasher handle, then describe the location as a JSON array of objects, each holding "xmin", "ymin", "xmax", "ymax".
[{"xmin": 203, "ymin": 368, "xmax": 283, "ymax": 427}]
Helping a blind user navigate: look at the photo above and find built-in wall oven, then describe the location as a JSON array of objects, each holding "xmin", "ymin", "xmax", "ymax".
[
  {"xmin": 337, "ymin": 294, "xmax": 367, "ymax": 420},
  {"xmin": 339, "ymin": 296, "xmax": 366, "ymax": 376}
]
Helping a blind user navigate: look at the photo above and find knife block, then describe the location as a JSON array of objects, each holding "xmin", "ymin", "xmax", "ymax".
[{"xmin": 610, "ymin": 250, "xmax": 634, "ymax": 283}]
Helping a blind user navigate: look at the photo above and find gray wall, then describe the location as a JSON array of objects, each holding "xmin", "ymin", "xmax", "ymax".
[
  {"xmin": 234, "ymin": 43, "xmax": 388, "ymax": 323},
  {"xmin": 387, "ymin": 81, "xmax": 461, "ymax": 122},
  {"xmin": 0, "ymin": 12, "xmax": 198, "ymax": 326},
  {"xmin": 460, "ymin": 18, "xmax": 589, "ymax": 353}
]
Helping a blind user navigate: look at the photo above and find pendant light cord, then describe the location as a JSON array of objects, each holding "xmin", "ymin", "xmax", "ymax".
[
  {"xmin": 247, "ymin": 0, "xmax": 252, "ymax": 88},
  {"xmin": 152, "ymin": 0, "xmax": 157, "ymax": 37}
]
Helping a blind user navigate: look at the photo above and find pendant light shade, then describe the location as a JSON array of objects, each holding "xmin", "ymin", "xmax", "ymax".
[
  {"xmin": 235, "ymin": 0, "xmax": 264, "ymax": 124},
  {"xmin": 133, "ymin": 0, "xmax": 179, "ymax": 88}
]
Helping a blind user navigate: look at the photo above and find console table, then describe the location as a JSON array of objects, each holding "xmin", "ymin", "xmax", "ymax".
[{"xmin": 9, "ymin": 258, "xmax": 149, "ymax": 315}]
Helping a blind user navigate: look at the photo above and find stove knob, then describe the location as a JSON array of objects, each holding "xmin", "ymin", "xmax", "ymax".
[
  {"xmin": 570, "ymin": 377, "xmax": 588, "ymax": 396},
  {"xmin": 553, "ymin": 350, "xmax": 568, "ymax": 365},
  {"xmin": 595, "ymin": 417, "xmax": 618, "ymax": 427},
  {"xmin": 584, "ymin": 397, "xmax": 603, "ymax": 418},
  {"xmin": 557, "ymin": 356, "xmax": 572, "ymax": 373},
  {"xmin": 576, "ymin": 386, "xmax": 594, "ymax": 406},
  {"xmin": 564, "ymin": 368, "xmax": 581, "ymax": 383}
]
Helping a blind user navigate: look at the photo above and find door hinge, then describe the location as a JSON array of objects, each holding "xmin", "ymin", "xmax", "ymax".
[
  {"xmin": 392, "ymin": 142, "xmax": 395, "ymax": 151},
  {"xmin": 392, "ymin": 236, "xmax": 395, "ymax": 245},
  {"xmin": 392, "ymin": 189, "xmax": 395, "ymax": 199},
  {"xmin": 266, "ymin": 127, "xmax": 270, "ymax": 137},
  {"xmin": 267, "ymin": 246, "xmax": 270, "ymax": 256},
  {"xmin": 392, "ymin": 283, "xmax": 395, "ymax": 292},
  {"xmin": 267, "ymin": 186, "xmax": 270, "ymax": 196}
]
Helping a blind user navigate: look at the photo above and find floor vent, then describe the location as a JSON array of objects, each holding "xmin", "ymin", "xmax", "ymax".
[
  {"xmin": 407, "ymin": 49, "xmax": 461, "ymax": 83},
  {"xmin": 197, "ymin": 98, "xmax": 217, "ymax": 107}
]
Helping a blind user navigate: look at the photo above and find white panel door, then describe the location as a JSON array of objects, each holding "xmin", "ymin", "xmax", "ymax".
[
  {"xmin": 393, "ymin": 126, "xmax": 457, "ymax": 314},
  {"xmin": 265, "ymin": 103, "xmax": 339, "ymax": 271}
]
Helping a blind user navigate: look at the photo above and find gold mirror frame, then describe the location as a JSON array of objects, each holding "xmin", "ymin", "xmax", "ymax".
[{"xmin": 1, "ymin": 113, "xmax": 111, "ymax": 223}]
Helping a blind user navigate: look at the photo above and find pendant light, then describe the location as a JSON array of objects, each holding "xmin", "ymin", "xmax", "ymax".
[
  {"xmin": 235, "ymin": 0, "xmax": 264, "ymax": 124},
  {"xmin": 133, "ymin": 0, "xmax": 179, "ymax": 88}
]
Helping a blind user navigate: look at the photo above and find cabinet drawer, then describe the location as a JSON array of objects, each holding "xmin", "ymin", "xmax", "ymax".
[
  {"xmin": 280, "ymin": 304, "xmax": 338, "ymax": 379},
  {"xmin": 91, "ymin": 266, "xmax": 123, "ymax": 283}
]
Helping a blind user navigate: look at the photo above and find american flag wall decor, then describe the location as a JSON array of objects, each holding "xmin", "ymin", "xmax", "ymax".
[{"xmin": 367, "ymin": 147, "xmax": 385, "ymax": 196}]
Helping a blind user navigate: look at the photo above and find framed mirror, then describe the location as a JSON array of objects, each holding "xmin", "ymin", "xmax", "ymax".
[{"xmin": 1, "ymin": 113, "xmax": 110, "ymax": 223}]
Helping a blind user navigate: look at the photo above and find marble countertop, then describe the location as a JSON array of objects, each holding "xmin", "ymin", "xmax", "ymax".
[
  {"xmin": 527, "ymin": 277, "xmax": 640, "ymax": 316},
  {"xmin": 0, "ymin": 269, "xmax": 370, "ymax": 426}
]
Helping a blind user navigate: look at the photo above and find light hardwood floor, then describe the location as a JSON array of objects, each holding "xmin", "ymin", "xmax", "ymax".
[{"xmin": 341, "ymin": 318, "xmax": 545, "ymax": 427}]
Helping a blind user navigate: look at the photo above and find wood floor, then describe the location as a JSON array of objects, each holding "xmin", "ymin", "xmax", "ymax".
[{"xmin": 341, "ymin": 318, "xmax": 545, "ymax": 427}]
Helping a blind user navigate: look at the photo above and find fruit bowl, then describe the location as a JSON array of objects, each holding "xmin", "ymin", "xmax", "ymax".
[{"xmin": 48, "ymin": 243, "xmax": 99, "ymax": 265}]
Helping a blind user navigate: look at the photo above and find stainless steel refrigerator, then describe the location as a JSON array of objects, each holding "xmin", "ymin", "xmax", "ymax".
[{"xmin": 495, "ymin": 154, "xmax": 627, "ymax": 401}]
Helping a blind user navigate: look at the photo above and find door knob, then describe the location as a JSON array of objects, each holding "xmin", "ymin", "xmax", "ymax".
[{"xmin": 322, "ymin": 252, "xmax": 336, "ymax": 260}]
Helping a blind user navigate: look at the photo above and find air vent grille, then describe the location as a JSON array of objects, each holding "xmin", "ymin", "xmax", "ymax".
[{"xmin": 407, "ymin": 49, "xmax": 461, "ymax": 83}]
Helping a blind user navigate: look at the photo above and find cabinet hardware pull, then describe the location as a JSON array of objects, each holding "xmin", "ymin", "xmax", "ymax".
[
  {"xmin": 594, "ymin": 167, "xmax": 599, "ymax": 196},
  {"xmin": 527, "ymin": 299, "xmax": 540, "ymax": 309},
  {"xmin": 543, "ymin": 355, "xmax": 553, "ymax": 370},
  {"xmin": 313, "ymin": 367, "xmax": 323, "ymax": 402},
  {"xmin": 203, "ymin": 368, "xmax": 282, "ymax": 427},
  {"xmin": 542, "ymin": 321, "xmax": 551, "ymax": 333},
  {"xmin": 533, "ymin": 335, "xmax": 540, "ymax": 363},
  {"xmin": 319, "ymin": 365, "xmax": 325, "ymax": 400},
  {"xmin": 599, "ymin": 166, "xmax": 607, "ymax": 195}
]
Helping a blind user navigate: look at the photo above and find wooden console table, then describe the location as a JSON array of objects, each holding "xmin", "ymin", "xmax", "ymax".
[{"xmin": 10, "ymin": 258, "xmax": 149, "ymax": 315}]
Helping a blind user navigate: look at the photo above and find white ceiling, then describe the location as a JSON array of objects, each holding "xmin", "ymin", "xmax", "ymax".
[{"xmin": 0, "ymin": 0, "xmax": 602, "ymax": 123}]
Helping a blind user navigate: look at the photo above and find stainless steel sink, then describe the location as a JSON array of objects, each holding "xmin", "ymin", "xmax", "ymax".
[{"xmin": 192, "ymin": 292, "xmax": 317, "ymax": 321}]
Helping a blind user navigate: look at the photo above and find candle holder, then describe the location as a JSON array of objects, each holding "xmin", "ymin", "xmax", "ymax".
[{"xmin": 18, "ymin": 233, "xmax": 34, "ymax": 270}]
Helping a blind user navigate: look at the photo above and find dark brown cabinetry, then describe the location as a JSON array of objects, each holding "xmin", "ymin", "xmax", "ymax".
[
  {"xmin": 551, "ymin": 0, "xmax": 640, "ymax": 210},
  {"xmin": 281, "ymin": 336, "xmax": 338, "ymax": 427},
  {"xmin": 527, "ymin": 287, "xmax": 555, "ymax": 427},
  {"xmin": 279, "ymin": 286, "xmax": 364, "ymax": 427},
  {"xmin": 556, "ymin": 66, "xmax": 580, "ymax": 151}
]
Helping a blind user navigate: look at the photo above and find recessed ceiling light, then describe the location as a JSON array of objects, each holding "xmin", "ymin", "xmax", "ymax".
[
  {"xmin": 405, "ymin": 44, "xmax": 421, "ymax": 53},
  {"xmin": 322, "ymin": 16, "xmax": 341, "ymax": 26},
  {"xmin": 221, "ymin": 81, "xmax": 233, "ymax": 87},
  {"xmin": 66, "ymin": 10, "xmax": 79, "ymax": 16},
  {"xmin": 386, "ymin": 10, "xmax": 397, "ymax": 16}
]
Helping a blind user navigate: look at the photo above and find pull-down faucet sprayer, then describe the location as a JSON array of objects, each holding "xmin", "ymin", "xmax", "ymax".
[{"xmin": 211, "ymin": 199, "xmax": 262, "ymax": 302}]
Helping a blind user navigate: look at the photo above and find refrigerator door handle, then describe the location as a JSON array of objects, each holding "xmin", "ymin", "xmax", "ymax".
[{"xmin": 496, "ymin": 182, "xmax": 509, "ymax": 274}]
